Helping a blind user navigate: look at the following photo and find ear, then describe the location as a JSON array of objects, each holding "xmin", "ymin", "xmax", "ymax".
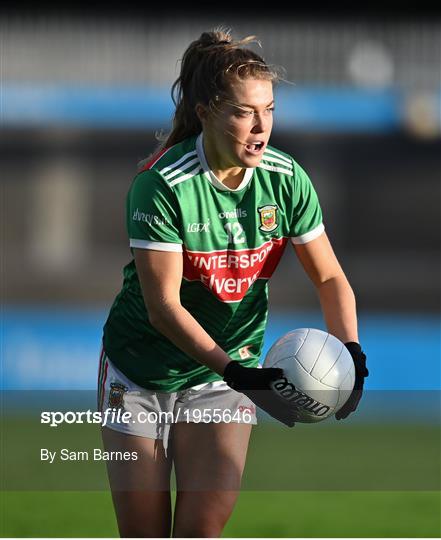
[{"xmin": 195, "ymin": 103, "xmax": 209, "ymax": 124}]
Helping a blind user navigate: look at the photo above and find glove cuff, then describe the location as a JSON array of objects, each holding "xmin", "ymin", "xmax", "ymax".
[
  {"xmin": 344, "ymin": 341, "xmax": 362, "ymax": 355},
  {"xmin": 223, "ymin": 360, "xmax": 243, "ymax": 381},
  {"xmin": 345, "ymin": 342, "xmax": 368, "ymax": 378}
]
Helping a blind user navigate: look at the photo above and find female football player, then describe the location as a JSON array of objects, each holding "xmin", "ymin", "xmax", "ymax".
[{"xmin": 98, "ymin": 28, "xmax": 368, "ymax": 537}]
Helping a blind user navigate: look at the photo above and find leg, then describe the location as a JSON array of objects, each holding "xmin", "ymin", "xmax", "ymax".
[
  {"xmin": 102, "ymin": 427, "xmax": 173, "ymax": 538},
  {"xmin": 171, "ymin": 422, "xmax": 252, "ymax": 537}
]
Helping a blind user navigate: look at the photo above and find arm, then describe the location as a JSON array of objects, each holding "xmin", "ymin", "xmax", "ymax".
[
  {"xmin": 293, "ymin": 232, "xmax": 368, "ymax": 419},
  {"xmin": 292, "ymin": 232, "xmax": 358, "ymax": 344},
  {"xmin": 134, "ymin": 248, "xmax": 231, "ymax": 375}
]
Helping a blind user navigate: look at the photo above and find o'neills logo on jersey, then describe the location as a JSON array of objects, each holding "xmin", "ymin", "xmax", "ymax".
[
  {"xmin": 272, "ymin": 377, "xmax": 330, "ymax": 417},
  {"xmin": 258, "ymin": 205, "xmax": 279, "ymax": 232},
  {"xmin": 218, "ymin": 208, "xmax": 248, "ymax": 219},
  {"xmin": 183, "ymin": 237, "xmax": 288, "ymax": 302}
]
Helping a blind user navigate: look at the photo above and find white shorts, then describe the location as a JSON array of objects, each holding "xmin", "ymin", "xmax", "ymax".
[{"xmin": 97, "ymin": 347, "xmax": 257, "ymax": 452}]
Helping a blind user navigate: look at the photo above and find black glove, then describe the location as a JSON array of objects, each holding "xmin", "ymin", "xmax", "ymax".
[
  {"xmin": 335, "ymin": 342, "xmax": 369, "ymax": 420},
  {"xmin": 223, "ymin": 361, "xmax": 298, "ymax": 427}
]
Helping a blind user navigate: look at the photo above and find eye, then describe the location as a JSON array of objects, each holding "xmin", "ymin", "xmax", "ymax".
[
  {"xmin": 235, "ymin": 109, "xmax": 254, "ymax": 118},
  {"xmin": 265, "ymin": 107, "xmax": 275, "ymax": 114}
]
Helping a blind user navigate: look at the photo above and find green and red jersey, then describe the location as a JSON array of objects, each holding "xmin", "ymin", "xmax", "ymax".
[{"xmin": 103, "ymin": 134, "xmax": 324, "ymax": 392}]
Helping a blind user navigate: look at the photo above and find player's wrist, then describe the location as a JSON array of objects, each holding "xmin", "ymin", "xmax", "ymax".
[
  {"xmin": 223, "ymin": 359, "xmax": 240, "ymax": 371},
  {"xmin": 344, "ymin": 342, "xmax": 368, "ymax": 378},
  {"xmin": 223, "ymin": 361, "xmax": 247, "ymax": 386},
  {"xmin": 344, "ymin": 341, "xmax": 363, "ymax": 355}
]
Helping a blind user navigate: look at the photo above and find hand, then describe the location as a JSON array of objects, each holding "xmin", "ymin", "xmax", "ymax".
[
  {"xmin": 223, "ymin": 361, "xmax": 298, "ymax": 427},
  {"xmin": 335, "ymin": 342, "xmax": 369, "ymax": 420}
]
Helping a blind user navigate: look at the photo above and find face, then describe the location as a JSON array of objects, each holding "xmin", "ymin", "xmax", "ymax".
[{"xmin": 200, "ymin": 78, "xmax": 274, "ymax": 174}]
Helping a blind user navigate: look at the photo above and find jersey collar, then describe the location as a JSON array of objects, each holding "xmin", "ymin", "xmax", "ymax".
[{"xmin": 196, "ymin": 133, "xmax": 254, "ymax": 192}]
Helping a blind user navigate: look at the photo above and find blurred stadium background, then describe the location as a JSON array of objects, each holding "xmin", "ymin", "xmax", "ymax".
[{"xmin": 1, "ymin": 6, "xmax": 440, "ymax": 538}]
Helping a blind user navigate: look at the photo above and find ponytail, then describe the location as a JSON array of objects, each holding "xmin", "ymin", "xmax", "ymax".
[
  {"xmin": 138, "ymin": 28, "xmax": 281, "ymax": 169},
  {"xmin": 162, "ymin": 27, "xmax": 280, "ymax": 149}
]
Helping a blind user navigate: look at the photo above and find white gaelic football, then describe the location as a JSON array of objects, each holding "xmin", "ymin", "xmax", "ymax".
[{"xmin": 263, "ymin": 328, "xmax": 355, "ymax": 423}]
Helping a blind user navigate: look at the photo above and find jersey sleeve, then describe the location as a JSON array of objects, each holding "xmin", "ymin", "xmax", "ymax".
[
  {"xmin": 126, "ymin": 169, "xmax": 183, "ymax": 252},
  {"xmin": 289, "ymin": 161, "xmax": 325, "ymax": 244}
]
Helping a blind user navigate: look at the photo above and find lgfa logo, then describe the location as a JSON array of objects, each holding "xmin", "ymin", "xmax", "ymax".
[
  {"xmin": 187, "ymin": 219, "xmax": 211, "ymax": 233},
  {"xmin": 257, "ymin": 205, "xmax": 279, "ymax": 232}
]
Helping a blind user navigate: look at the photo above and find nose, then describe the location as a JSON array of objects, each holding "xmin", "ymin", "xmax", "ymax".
[{"xmin": 251, "ymin": 112, "xmax": 268, "ymax": 134}]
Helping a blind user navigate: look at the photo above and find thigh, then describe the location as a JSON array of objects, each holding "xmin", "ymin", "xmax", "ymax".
[
  {"xmin": 102, "ymin": 427, "xmax": 173, "ymax": 538},
  {"xmin": 172, "ymin": 422, "xmax": 252, "ymax": 537}
]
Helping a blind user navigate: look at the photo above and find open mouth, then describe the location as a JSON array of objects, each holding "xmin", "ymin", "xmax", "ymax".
[{"xmin": 245, "ymin": 141, "xmax": 265, "ymax": 154}]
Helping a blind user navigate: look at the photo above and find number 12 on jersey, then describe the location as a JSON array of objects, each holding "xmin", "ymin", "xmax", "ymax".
[{"xmin": 224, "ymin": 222, "xmax": 246, "ymax": 244}]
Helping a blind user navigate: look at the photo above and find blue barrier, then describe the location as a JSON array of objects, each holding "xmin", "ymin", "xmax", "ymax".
[
  {"xmin": 3, "ymin": 84, "xmax": 423, "ymax": 131},
  {"xmin": 2, "ymin": 307, "xmax": 439, "ymax": 391},
  {"xmin": 275, "ymin": 86, "xmax": 401, "ymax": 131}
]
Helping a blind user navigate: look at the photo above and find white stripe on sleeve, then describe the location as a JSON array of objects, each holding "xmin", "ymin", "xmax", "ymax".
[
  {"xmin": 291, "ymin": 223, "xmax": 325, "ymax": 245},
  {"xmin": 130, "ymin": 239, "xmax": 183, "ymax": 252}
]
